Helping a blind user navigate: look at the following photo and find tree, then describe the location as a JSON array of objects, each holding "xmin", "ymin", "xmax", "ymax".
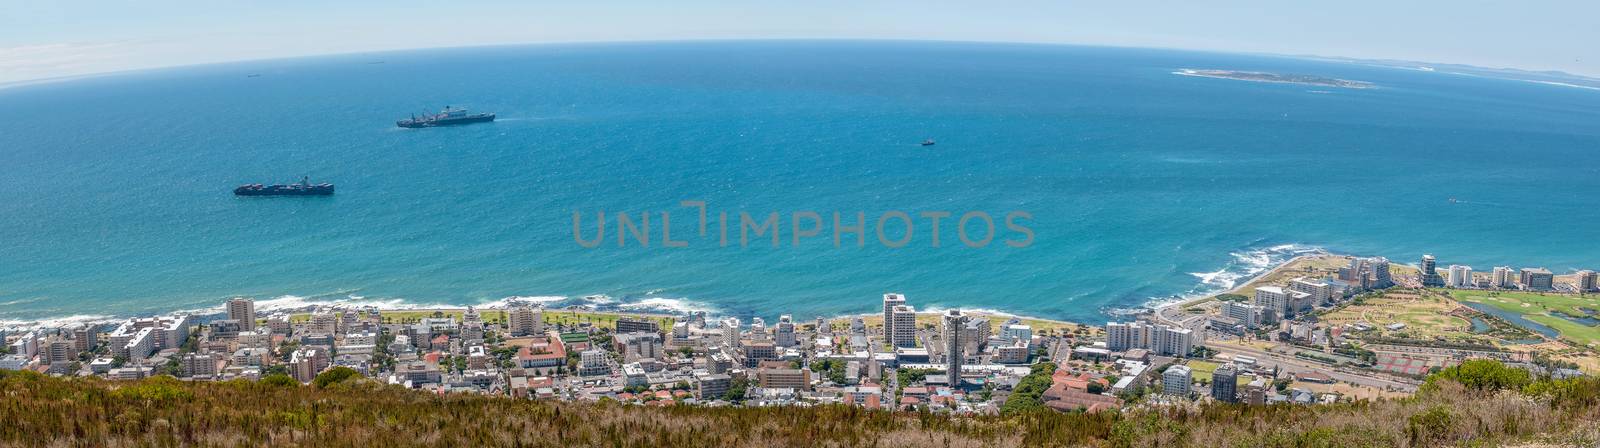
[
  {"xmin": 1086, "ymin": 382, "xmax": 1106, "ymax": 394},
  {"xmin": 260, "ymin": 373, "xmax": 297, "ymax": 387},
  {"xmin": 313, "ymin": 367, "xmax": 363, "ymax": 388}
]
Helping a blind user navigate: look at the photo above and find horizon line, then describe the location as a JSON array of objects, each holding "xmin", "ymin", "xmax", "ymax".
[{"xmin": 5, "ymin": 37, "xmax": 1597, "ymax": 91}]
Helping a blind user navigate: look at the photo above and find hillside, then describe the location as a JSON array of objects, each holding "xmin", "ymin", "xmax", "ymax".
[{"xmin": 2, "ymin": 362, "xmax": 1599, "ymax": 447}]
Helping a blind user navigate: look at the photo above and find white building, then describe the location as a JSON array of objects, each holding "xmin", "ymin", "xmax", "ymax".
[
  {"xmin": 1220, "ymin": 301, "xmax": 1265, "ymax": 329},
  {"xmin": 882, "ymin": 293, "xmax": 907, "ymax": 341},
  {"xmin": 1447, "ymin": 265, "xmax": 1474, "ymax": 288},
  {"xmin": 1163, "ymin": 364, "xmax": 1193, "ymax": 396},
  {"xmin": 507, "ymin": 305, "xmax": 545, "ymax": 337},
  {"xmin": 580, "ymin": 349, "xmax": 610, "ymax": 376},
  {"xmin": 775, "ymin": 315, "xmax": 797, "ymax": 347},
  {"xmin": 1492, "ymin": 266, "xmax": 1516, "ymax": 289},
  {"xmin": 720, "ymin": 317, "xmax": 741, "ymax": 348},
  {"xmin": 1001, "ymin": 324, "xmax": 1033, "ymax": 344},
  {"xmin": 1253, "ymin": 287, "xmax": 1292, "ymax": 321},
  {"xmin": 1106, "ymin": 321, "xmax": 1194, "ymax": 357},
  {"xmin": 1288, "ymin": 278, "xmax": 1333, "ymax": 307},
  {"xmin": 890, "ymin": 305, "xmax": 917, "ymax": 348}
]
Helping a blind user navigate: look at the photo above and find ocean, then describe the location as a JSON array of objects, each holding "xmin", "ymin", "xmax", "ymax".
[{"xmin": 2, "ymin": 41, "xmax": 1598, "ymax": 328}]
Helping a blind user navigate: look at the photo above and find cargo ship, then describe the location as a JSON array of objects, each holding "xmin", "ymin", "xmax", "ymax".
[
  {"xmin": 396, "ymin": 106, "xmax": 495, "ymax": 128},
  {"xmin": 234, "ymin": 177, "xmax": 334, "ymax": 196}
]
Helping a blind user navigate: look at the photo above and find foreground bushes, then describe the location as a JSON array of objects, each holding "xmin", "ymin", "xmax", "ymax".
[{"xmin": 2, "ymin": 362, "xmax": 1599, "ymax": 447}]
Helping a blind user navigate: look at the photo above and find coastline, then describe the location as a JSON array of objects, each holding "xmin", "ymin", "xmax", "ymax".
[{"xmin": 0, "ymin": 248, "xmax": 1331, "ymax": 333}]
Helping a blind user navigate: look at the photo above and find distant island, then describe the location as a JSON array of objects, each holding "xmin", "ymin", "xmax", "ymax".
[{"xmin": 1174, "ymin": 69, "xmax": 1375, "ymax": 89}]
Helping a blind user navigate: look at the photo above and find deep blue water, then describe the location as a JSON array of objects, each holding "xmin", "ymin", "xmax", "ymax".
[{"xmin": 3, "ymin": 41, "xmax": 1599, "ymax": 327}]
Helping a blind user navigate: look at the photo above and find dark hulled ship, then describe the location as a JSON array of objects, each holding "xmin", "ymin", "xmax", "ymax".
[
  {"xmin": 234, "ymin": 177, "xmax": 334, "ymax": 196},
  {"xmin": 396, "ymin": 106, "xmax": 495, "ymax": 128}
]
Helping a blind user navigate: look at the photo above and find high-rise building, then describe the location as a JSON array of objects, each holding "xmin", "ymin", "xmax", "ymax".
[
  {"xmin": 721, "ymin": 317, "xmax": 741, "ymax": 348},
  {"xmin": 226, "ymin": 298, "xmax": 256, "ymax": 331},
  {"xmin": 507, "ymin": 305, "xmax": 545, "ymax": 337},
  {"xmin": 1446, "ymin": 265, "xmax": 1473, "ymax": 288},
  {"xmin": 1163, "ymin": 365, "xmax": 1193, "ymax": 396},
  {"xmin": 1578, "ymin": 270, "xmax": 1599, "ymax": 293},
  {"xmin": 1342, "ymin": 257, "xmax": 1395, "ymax": 290},
  {"xmin": 1211, "ymin": 363, "xmax": 1239, "ymax": 403},
  {"xmin": 882, "ymin": 293, "xmax": 906, "ymax": 340},
  {"xmin": 1521, "ymin": 268, "xmax": 1555, "ymax": 291},
  {"xmin": 1419, "ymin": 255, "xmax": 1445, "ymax": 287},
  {"xmin": 1253, "ymin": 286, "xmax": 1290, "ymax": 322},
  {"xmin": 1221, "ymin": 301, "xmax": 1264, "ymax": 329},
  {"xmin": 1288, "ymin": 277, "xmax": 1333, "ymax": 307},
  {"xmin": 941, "ymin": 310, "xmax": 966, "ymax": 385},
  {"xmin": 1370, "ymin": 257, "xmax": 1394, "ymax": 288},
  {"xmin": 890, "ymin": 305, "xmax": 917, "ymax": 348},
  {"xmin": 775, "ymin": 315, "xmax": 797, "ymax": 347},
  {"xmin": 1492, "ymin": 267, "xmax": 1515, "ymax": 289}
]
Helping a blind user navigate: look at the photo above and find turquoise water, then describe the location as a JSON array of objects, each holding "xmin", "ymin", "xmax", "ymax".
[{"xmin": 3, "ymin": 41, "xmax": 1599, "ymax": 327}]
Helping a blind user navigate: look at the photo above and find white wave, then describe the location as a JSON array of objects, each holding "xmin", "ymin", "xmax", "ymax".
[
  {"xmin": 1141, "ymin": 243, "xmax": 1327, "ymax": 313},
  {"xmin": 580, "ymin": 294, "xmax": 617, "ymax": 305},
  {"xmin": 0, "ymin": 314, "xmax": 119, "ymax": 330},
  {"xmin": 617, "ymin": 297, "xmax": 714, "ymax": 315}
]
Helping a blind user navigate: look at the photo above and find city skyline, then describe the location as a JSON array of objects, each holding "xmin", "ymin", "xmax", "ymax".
[{"xmin": 3, "ymin": 1, "xmax": 1599, "ymax": 84}]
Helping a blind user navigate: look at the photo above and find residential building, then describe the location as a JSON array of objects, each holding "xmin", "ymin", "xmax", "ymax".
[
  {"xmin": 1578, "ymin": 270, "xmax": 1598, "ymax": 292},
  {"xmin": 1211, "ymin": 363, "xmax": 1239, "ymax": 402},
  {"xmin": 775, "ymin": 315, "xmax": 797, "ymax": 347},
  {"xmin": 580, "ymin": 349, "xmax": 610, "ymax": 376},
  {"xmin": 181, "ymin": 353, "xmax": 219, "ymax": 378},
  {"xmin": 743, "ymin": 341, "xmax": 777, "ymax": 367},
  {"xmin": 756, "ymin": 366, "xmax": 811, "ymax": 390},
  {"xmin": 1220, "ymin": 301, "xmax": 1264, "ymax": 329},
  {"xmin": 615, "ymin": 317, "xmax": 660, "ymax": 335},
  {"xmin": 890, "ymin": 305, "xmax": 917, "ymax": 348},
  {"xmin": 1492, "ymin": 266, "xmax": 1516, "ymax": 289},
  {"xmin": 1253, "ymin": 286, "xmax": 1290, "ymax": 321},
  {"xmin": 1420, "ymin": 255, "xmax": 1445, "ymax": 287},
  {"xmin": 507, "ymin": 305, "xmax": 545, "ymax": 337},
  {"xmin": 1105, "ymin": 321, "xmax": 1194, "ymax": 357},
  {"xmin": 696, "ymin": 373, "xmax": 731, "ymax": 400},
  {"xmin": 720, "ymin": 317, "xmax": 741, "ymax": 348},
  {"xmin": 226, "ymin": 298, "xmax": 257, "ymax": 331},
  {"xmin": 1521, "ymin": 268, "xmax": 1555, "ymax": 291},
  {"xmin": 942, "ymin": 310, "xmax": 965, "ymax": 385},
  {"xmin": 1447, "ymin": 265, "xmax": 1473, "ymax": 288},
  {"xmin": 307, "ymin": 313, "xmax": 338, "ymax": 335},
  {"xmin": 1163, "ymin": 365, "xmax": 1193, "ymax": 396},
  {"xmin": 290, "ymin": 347, "xmax": 329, "ymax": 383},
  {"xmin": 617, "ymin": 333, "xmax": 662, "ymax": 363},
  {"xmin": 1001, "ymin": 323, "xmax": 1033, "ymax": 343},
  {"xmin": 1288, "ymin": 277, "xmax": 1333, "ymax": 307},
  {"xmin": 882, "ymin": 293, "xmax": 906, "ymax": 340}
]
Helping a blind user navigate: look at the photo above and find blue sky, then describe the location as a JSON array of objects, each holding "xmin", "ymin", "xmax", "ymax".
[{"xmin": 2, "ymin": 1, "xmax": 1596, "ymax": 83}]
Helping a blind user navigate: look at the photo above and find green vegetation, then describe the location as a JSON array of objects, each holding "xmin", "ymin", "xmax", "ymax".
[
  {"xmin": 5, "ymin": 359, "xmax": 1600, "ymax": 447},
  {"xmin": 999, "ymin": 362, "xmax": 1056, "ymax": 415}
]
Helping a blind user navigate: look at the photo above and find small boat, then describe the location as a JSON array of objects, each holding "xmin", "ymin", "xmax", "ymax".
[{"xmin": 921, "ymin": 139, "xmax": 936, "ymax": 146}]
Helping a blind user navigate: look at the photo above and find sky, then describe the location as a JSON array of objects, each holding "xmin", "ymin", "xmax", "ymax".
[{"xmin": 2, "ymin": 1, "xmax": 1597, "ymax": 84}]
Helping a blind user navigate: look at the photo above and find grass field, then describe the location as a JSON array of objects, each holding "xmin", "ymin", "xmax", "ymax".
[
  {"xmin": 1320, "ymin": 291, "xmax": 1477, "ymax": 341},
  {"xmin": 1447, "ymin": 290, "xmax": 1600, "ymax": 347}
]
